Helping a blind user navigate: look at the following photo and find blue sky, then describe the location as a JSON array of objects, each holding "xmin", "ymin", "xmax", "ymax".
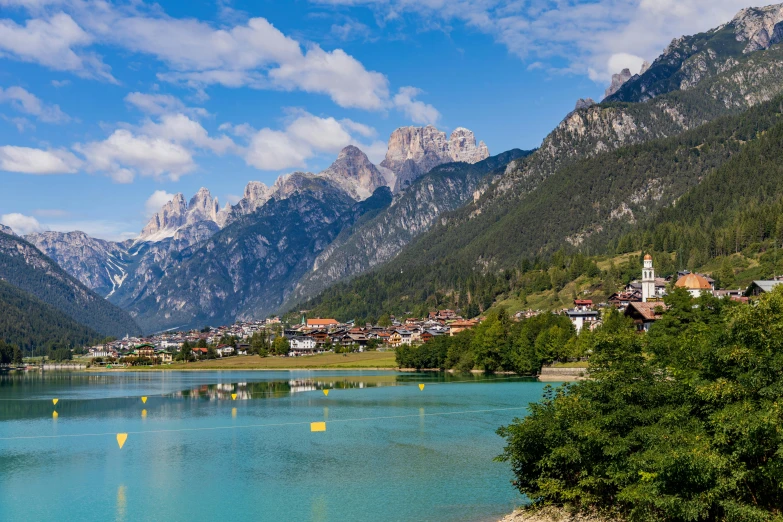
[{"xmin": 0, "ymin": 0, "xmax": 760, "ymax": 239}]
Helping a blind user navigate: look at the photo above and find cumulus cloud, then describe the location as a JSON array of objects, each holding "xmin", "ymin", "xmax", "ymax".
[
  {"xmin": 0, "ymin": 4, "xmax": 428, "ymax": 113},
  {"xmin": 144, "ymin": 190, "xmax": 175, "ymax": 217},
  {"xmin": 76, "ymin": 128, "xmax": 195, "ymax": 183},
  {"xmin": 0, "ymin": 145, "xmax": 80, "ymax": 173},
  {"xmin": 0, "ymin": 13, "xmax": 115, "ymax": 82},
  {"xmin": 124, "ymin": 92, "xmax": 207, "ymax": 118},
  {"xmin": 76, "ymin": 113, "xmax": 236, "ymax": 182},
  {"xmin": 241, "ymin": 111, "xmax": 381, "ymax": 171},
  {"xmin": 393, "ymin": 86, "xmax": 440, "ymax": 125},
  {"xmin": 0, "ymin": 85, "xmax": 70, "ymax": 123},
  {"xmin": 0, "ymin": 212, "xmax": 45, "ymax": 235}
]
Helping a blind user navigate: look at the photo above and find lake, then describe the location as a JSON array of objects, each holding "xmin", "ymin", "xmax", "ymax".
[{"xmin": 0, "ymin": 371, "xmax": 556, "ymax": 522}]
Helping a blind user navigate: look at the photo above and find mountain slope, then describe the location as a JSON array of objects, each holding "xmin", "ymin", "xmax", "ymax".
[
  {"xmin": 0, "ymin": 280, "xmax": 100, "ymax": 352},
  {"xmin": 284, "ymin": 149, "xmax": 532, "ymax": 308},
  {"xmin": 125, "ymin": 178, "xmax": 393, "ymax": 332},
  {"xmin": 0, "ymin": 231, "xmax": 142, "ymax": 337},
  {"xmin": 297, "ymin": 90, "xmax": 783, "ymax": 320}
]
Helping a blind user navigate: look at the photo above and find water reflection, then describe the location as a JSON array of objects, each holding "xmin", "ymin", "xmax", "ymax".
[
  {"xmin": 116, "ymin": 484, "xmax": 127, "ymax": 522},
  {"xmin": 0, "ymin": 370, "xmax": 535, "ymax": 422}
]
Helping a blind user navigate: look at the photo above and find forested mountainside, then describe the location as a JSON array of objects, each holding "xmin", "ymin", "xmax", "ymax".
[
  {"xmin": 0, "ymin": 280, "xmax": 100, "ymax": 353},
  {"xmin": 0, "ymin": 231, "xmax": 141, "ymax": 338},
  {"xmin": 124, "ymin": 179, "xmax": 393, "ymax": 332},
  {"xmin": 297, "ymin": 90, "xmax": 783, "ymax": 321},
  {"xmin": 283, "ymin": 149, "xmax": 532, "ymax": 308}
]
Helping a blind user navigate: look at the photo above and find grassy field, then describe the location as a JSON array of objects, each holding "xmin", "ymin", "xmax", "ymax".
[{"xmin": 152, "ymin": 351, "xmax": 398, "ymax": 370}]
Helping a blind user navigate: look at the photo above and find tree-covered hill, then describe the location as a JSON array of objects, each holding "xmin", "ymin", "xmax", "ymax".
[
  {"xmin": 0, "ymin": 231, "xmax": 141, "ymax": 338},
  {"xmin": 296, "ymin": 94, "xmax": 783, "ymax": 321},
  {"xmin": 0, "ymin": 280, "xmax": 100, "ymax": 353}
]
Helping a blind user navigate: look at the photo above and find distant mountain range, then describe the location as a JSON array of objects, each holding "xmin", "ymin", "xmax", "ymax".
[{"xmin": 21, "ymin": 124, "xmax": 494, "ymax": 333}]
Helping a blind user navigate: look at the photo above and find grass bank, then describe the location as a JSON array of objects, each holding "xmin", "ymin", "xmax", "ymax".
[{"xmin": 111, "ymin": 351, "xmax": 399, "ymax": 370}]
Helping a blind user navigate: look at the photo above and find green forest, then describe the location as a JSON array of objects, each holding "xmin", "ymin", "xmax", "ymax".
[
  {"xmin": 0, "ymin": 280, "xmax": 100, "ymax": 355},
  {"xmin": 0, "ymin": 231, "xmax": 141, "ymax": 338},
  {"xmin": 497, "ymin": 287, "xmax": 783, "ymax": 521}
]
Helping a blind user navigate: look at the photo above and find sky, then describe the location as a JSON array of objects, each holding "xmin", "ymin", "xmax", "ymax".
[{"xmin": 0, "ymin": 0, "xmax": 765, "ymax": 240}]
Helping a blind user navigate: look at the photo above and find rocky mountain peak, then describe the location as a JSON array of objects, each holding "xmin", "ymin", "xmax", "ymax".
[
  {"xmin": 319, "ymin": 145, "xmax": 389, "ymax": 201},
  {"xmin": 604, "ymin": 68, "xmax": 633, "ymax": 99},
  {"xmin": 187, "ymin": 187, "xmax": 219, "ymax": 224},
  {"xmin": 0, "ymin": 224, "xmax": 16, "ymax": 236},
  {"xmin": 575, "ymin": 98, "xmax": 596, "ymax": 110},
  {"xmin": 381, "ymin": 124, "xmax": 489, "ymax": 192},
  {"xmin": 732, "ymin": 3, "xmax": 783, "ymax": 53},
  {"xmin": 138, "ymin": 189, "xmax": 222, "ymax": 242}
]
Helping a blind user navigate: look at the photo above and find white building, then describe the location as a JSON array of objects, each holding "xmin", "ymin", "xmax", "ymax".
[{"xmin": 642, "ymin": 254, "xmax": 656, "ymax": 303}]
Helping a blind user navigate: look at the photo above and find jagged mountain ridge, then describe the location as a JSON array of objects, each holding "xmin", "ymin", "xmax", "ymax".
[
  {"xmin": 283, "ymin": 148, "xmax": 532, "ymax": 309},
  {"xmin": 125, "ymin": 179, "xmax": 393, "ymax": 332}
]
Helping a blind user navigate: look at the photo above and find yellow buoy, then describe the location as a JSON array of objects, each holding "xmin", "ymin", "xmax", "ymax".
[
  {"xmin": 52, "ymin": 411, "xmax": 58, "ymax": 419},
  {"xmin": 323, "ymin": 389, "xmax": 329, "ymax": 397},
  {"xmin": 141, "ymin": 396, "xmax": 147, "ymax": 404},
  {"xmin": 310, "ymin": 421, "xmax": 326, "ymax": 432},
  {"xmin": 418, "ymin": 384, "xmax": 425, "ymax": 391},
  {"xmin": 116, "ymin": 433, "xmax": 128, "ymax": 449},
  {"xmin": 231, "ymin": 393, "xmax": 237, "ymax": 400},
  {"xmin": 52, "ymin": 398, "xmax": 59, "ymax": 406}
]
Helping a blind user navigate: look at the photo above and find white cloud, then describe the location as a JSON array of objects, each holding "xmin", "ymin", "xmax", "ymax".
[
  {"xmin": 45, "ymin": 219, "xmax": 138, "ymax": 241},
  {"xmin": 77, "ymin": 129, "xmax": 195, "ymax": 183},
  {"xmin": 269, "ymin": 46, "xmax": 389, "ymax": 110},
  {"xmin": 0, "ymin": 212, "xmax": 45, "ymax": 235},
  {"xmin": 362, "ymin": 139, "xmax": 388, "ymax": 164},
  {"xmin": 77, "ymin": 113, "xmax": 235, "ymax": 182},
  {"xmin": 0, "ymin": 13, "xmax": 115, "ymax": 82},
  {"xmin": 311, "ymin": 0, "xmax": 758, "ymax": 83},
  {"xmin": 242, "ymin": 111, "xmax": 380, "ymax": 171},
  {"xmin": 125, "ymin": 92, "xmax": 207, "ymax": 118},
  {"xmin": 51, "ymin": 79, "xmax": 70, "ymax": 88},
  {"xmin": 393, "ymin": 86, "xmax": 440, "ymax": 125},
  {"xmin": 144, "ymin": 190, "xmax": 175, "ymax": 217},
  {"xmin": 0, "ymin": 85, "xmax": 70, "ymax": 123},
  {"xmin": 140, "ymin": 113, "xmax": 236, "ymax": 154},
  {"xmin": 0, "ymin": 145, "xmax": 80, "ymax": 173}
]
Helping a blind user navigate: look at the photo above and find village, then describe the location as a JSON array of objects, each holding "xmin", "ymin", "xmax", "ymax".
[{"xmin": 86, "ymin": 254, "xmax": 782, "ymax": 365}]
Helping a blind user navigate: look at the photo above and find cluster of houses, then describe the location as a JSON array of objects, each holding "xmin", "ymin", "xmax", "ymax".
[
  {"xmin": 284, "ymin": 314, "xmax": 478, "ymax": 356},
  {"xmin": 85, "ymin": 312, "xmax": 481, "ymax": 362},
  {"xmin": 559, "ymin": 254, "xmax": 782, "ymax": 333}
]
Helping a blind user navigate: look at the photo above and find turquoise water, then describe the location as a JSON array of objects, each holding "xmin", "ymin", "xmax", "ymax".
[{"xmin": 0, "ymin": 371, "xmax": 552, "ymax": 522}]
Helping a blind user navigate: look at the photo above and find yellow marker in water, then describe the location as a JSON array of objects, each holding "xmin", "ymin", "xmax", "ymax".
[
  {"xmin": 310, "ymin": 422, "xmax": 326, "ymax": 432},
  {"xmin": 231, "ymin": 393, "xmax": 237, "ymax": 400},
  {"xmin": 141, "ymin": 396, "xmax": 147, "ymax": 404},
  {"xmin": 52, "ymin": 398, "xmax": 59, "ymax": 406},
  {"xmin": 323, "ymin": 389, "xmax": 329, "ymax": 397},
  {"xmin": 141, "ymin": 409, "xmax": 147, "ymax": 418},
  {"xmin": 116, "ymin": 433, "xmax": 128, "ymax": 449},
  {"xmin": 418, "ymin": 384, "xmax": 425, "ymax": 391},
  {"xmin": 52, "ymin": 411, "xmax": 58, "ymax": 419}
]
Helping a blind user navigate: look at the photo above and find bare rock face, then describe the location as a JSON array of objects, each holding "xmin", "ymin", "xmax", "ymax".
[
  {"xmin": 319, "ymin": 145, "xmax": 389, "ymax": 200},
  {"xmin": 733, "ymin": 3, "xmax": 783, "ymax": 53},
  {"xmin": 381, "ymin": 125, "xmax": 489, "ymax": 191},
  {"xmin": 604, "ymin": 68, "xmax": 633, "ymax": 99},
  {"xmin": 575, "ymin": 98, "xmax": 596, "ymax": 110},
  {"xmin": 0, "ymin": 224, "xmax": 16, "ymax": 236},
  {"xmin": 138, "ymin": 188, "xmax": 222, "ymax": 242}
]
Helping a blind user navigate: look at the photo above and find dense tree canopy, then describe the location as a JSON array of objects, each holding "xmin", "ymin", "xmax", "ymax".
[{"xmin": 496, "ymin": 288, "xmax": 783, "ymax": 521}]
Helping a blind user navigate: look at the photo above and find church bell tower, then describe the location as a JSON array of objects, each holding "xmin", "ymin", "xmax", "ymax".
[{"xmin": 642, "ymin": 254, "xmax": 655, "ymax": 302}]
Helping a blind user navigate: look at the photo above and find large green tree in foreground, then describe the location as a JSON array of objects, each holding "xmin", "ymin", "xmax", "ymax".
[{"xmin": 497, "ymin": 288, "xmax": 783, "ymax": 521}]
